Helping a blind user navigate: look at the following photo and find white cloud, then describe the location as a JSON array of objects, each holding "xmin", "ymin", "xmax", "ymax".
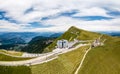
[
  {"xmin": 73, "ymin": 7, "xmax": 110, "ymax": 17},
  {"xmin": 1, "ymin": 0, "xmax": 120, "ymax": 23},
  {"xmin": 0, "ymin": 20, "xmax": 20, "ymax": 30},
  {"xmin": 0, "ymin": 0, "xmax": 120, "ymax": 32},
  {"xmin": 0, "ymin": 20, "xmax": 31, "ymax": 32},
  {"xmin": 42, "ymin": 16, "xmax": 120, "ymax": 32}
]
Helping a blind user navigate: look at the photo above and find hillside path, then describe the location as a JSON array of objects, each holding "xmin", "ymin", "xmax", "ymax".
[{"xmin": 74, "ymin": 45, "xmax": 92, "ymax": 74}]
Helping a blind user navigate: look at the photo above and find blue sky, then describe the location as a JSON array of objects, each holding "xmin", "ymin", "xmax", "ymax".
[{"xmin": 0, "ymin": 0, "xmax": 120, "ymax": 32}]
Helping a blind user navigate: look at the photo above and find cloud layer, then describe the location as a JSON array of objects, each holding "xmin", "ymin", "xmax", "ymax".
[{"xmin": 0, "ymin": 0, "xmax": 120, "ymax": 32}]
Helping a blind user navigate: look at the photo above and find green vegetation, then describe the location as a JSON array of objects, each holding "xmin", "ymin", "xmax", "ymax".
[
  {"xmin": 39, "ymin": 26, "xmax": 120, "ymax": 74},
  {"xmin": 0, "ymin": 65, "xmax": 31, "ymax": 74},
  {"xmin": 78, "ymin": 36, "xmax": 120, "ymax": 74},
  {"xmin": 0, "ymin": 53, "xmax": 32, "ymax": 61},
  {"xmin": 22, "ymin": 36, "xmax": 56, "ymax": 53},
  {"xmin": 73, "ymin": 41, "xmax": 91, "ymax": 47},
  {"xmin": 44, "ymin": 26, "xmax": 100, "ymax": 52},
  {"xmin": 0, "ymin": 49, "xmax": 23, "ymax": 56},
  {"xmin": 30, "ymin": 46, "xmax": 89, "ymax": 74}
]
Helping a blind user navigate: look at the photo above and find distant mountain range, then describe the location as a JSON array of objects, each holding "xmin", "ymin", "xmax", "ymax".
[
  {"xmin": 0, "ymin": 32, "xmax": 62, "ymax": 44},
  {"xmin": 21, "ymin": 36, "xmax": 57, "ymax": 53},
  {"xmin": 0, "ymin": 31, "xmax": 119, "ymax": 45},
  {"xmin": 21, "ymin": 33, "xmax": 62, "ymax": 53},
  {"xmin": 98, "ymin": 31, "xmax": 120, "ymax": 36},
  {"xmin": 0, "ymin": 32, "xmax": 62, "ymax": 51}
]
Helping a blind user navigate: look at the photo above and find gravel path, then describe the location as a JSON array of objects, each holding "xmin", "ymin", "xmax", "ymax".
[{"xmin": 74, "ymin": 45, "xmax": 92, "ymax": 74}]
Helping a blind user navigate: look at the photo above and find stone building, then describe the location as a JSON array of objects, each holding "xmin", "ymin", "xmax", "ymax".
[
  {"xmin": 57, "ymin": 39, "xmax": 68, "ymax": 48},
  {"xmin": 92, "ymin": 39, "xmax": 101, "ymax": 47},
  {"xmin": 56, "ymin": 38, "xmax": 79, "ymax": 49},
  {"xmin": 92, "ymin": 35, "xmax": 106, "ymax": 47}
]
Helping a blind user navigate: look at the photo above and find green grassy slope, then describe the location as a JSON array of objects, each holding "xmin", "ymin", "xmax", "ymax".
[
  {"xmin": 30, "ymin": 46, "xmax": 89, "ymax": 74},
  {"xmin": 0, "ymin": 53, "xmax": 32, "ymax": 61},
  {"xmin": 0, "ymin": 49, "xmax": 23, "ymax": 56},
  {"xmin": 0, "ymin": 66, "xmax": 31, "ymax": 74},
  {"xmin": 44, "ymin": 26, "xmax": 100, "ymax": 52},
  {"xmin": 32, "ymin": 26, "xmax": 120, "ymax": 74},
  {"xmin": 78, "ymin": 36, "xmax": 120, "ymax": 74}
]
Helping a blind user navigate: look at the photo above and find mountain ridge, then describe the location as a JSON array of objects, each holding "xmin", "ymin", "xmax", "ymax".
[{"xmin": 43, "ymin": 26, "xmax": 101, "ymax": 52}]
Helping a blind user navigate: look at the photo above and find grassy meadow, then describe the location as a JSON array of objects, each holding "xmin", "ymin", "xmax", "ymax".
[
  {"xmin": 30, "ymin": 46, "xmax": 89, "ymax": 74},
  {"xmin": 78, "ymin": 36, "xmax": 120, "ymax": 74},
  {"xmin": 0, "ymin": 53, "xmax": 32, "ymax": 61},
  {"xmin": 0, "ymin": 49, "xmax": 23, "ymax": 56},
  {"xmin": 0, "ymin": 65, "xmax": 31, "ymax": 74}
]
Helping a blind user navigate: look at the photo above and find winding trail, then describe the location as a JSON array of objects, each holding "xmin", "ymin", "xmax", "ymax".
[{"xmin": 74, "ymin": 45, "xmax": 92, "ymax": 74}]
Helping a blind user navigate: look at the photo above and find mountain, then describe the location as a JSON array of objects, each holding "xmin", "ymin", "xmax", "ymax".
[
  {"xmin": 30, "ymin": 26, "xmax": 120, "ymax": 74},
  {"xmin": 0, "ymin": 36, "xmax": 26, "ymax": 50},
  {"xmin": 50, "ymin": 33, "xmax": 63, "ymax": 38},
  {"xmin": 0, "ymin": 32, "xmax": 55, "ymax": 43},
  {"xmin": 21, "ymin": 36, "xmax": 57, "ymax": 53},
  {"xmin": 98, "ymin": 31, "xmax": 120, "ymax": 36},
  {"xmin": 0, "ymin": 32, "xmax": 61, "ymax": 51},
  {"xmin": 0, "ymin": 37, "xmax": 25, "ymax": 45},
  {"xmin": 43, "ymin": 26, "xmax": 101, "ymax": 52},
  {"xmin": 0, "ymin": 26, "xmax": 120, "ymax": 74}
]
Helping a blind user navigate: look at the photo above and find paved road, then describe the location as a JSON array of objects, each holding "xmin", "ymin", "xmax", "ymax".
[
  {"xmin": 22, "ymin": 52, "xmax": 53, "ymax": 57},
  {"xmin": 0, "ymin": 52, "xmax": 58, "ymax": 66},
  {"xmin": 0, "ymin": 44, "xmax": 89, "ymax": 66}
]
